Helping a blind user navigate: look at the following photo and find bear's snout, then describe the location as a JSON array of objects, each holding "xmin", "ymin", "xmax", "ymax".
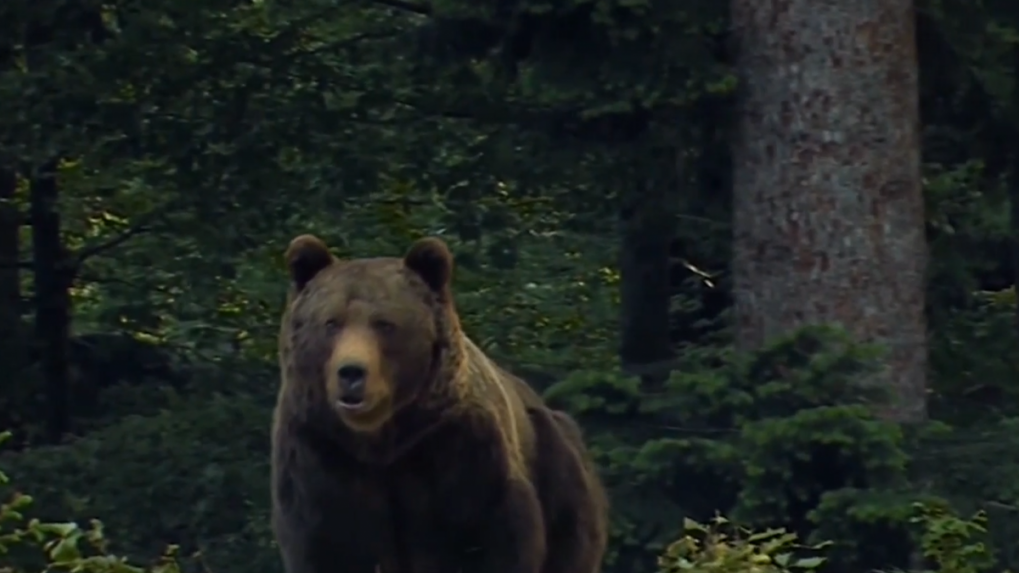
[
  {"xmin": 324, "ymin": 327, "xmax": 393, "ymax": 431},
  {"xmin": 336, "ymin": 362, "xmax": 368, "ymax": 409}
]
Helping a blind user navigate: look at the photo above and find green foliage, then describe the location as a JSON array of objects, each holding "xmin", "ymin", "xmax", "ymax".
[
  {"xmin": 658, "ymin": 506, "xmax": 999, "ymax": 573},
  {"xmin": 0, "ymin": 432, "xmax": 182, "ymax": 573},
  {"xmin": 546, "ymin": 326, "xmax": 914, "ymax": 573},
  {"xmin": 659, "ymin": 517, "xmax": 827, "ymax": 573},
  {"xmin": 0, "ymin": 0, "xmax": 1016, "ymax": 571},
  {"xmin": 4, "ymin": 395, "xmax": 274, "ymax": 573},
  {"xmin": 928, "ymin": 289, "xmax": 1019, "ymax": 423},
  {"xmin": 912, "ymin": 503, "xmax": 996, "ymax": 573}
]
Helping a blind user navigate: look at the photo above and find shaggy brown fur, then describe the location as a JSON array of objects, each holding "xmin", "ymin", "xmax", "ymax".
[{"xmin": 271, "ymin": 235, "xmax": 609, "ymax": 573}]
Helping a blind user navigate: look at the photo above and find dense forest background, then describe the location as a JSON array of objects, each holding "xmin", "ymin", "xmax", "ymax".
[{"xmin": 1, "ymin": 0, "xmax": 1018, "ymax": 572}]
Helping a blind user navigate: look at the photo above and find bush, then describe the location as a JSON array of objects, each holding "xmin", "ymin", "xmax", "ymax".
[
  {"xmin": 2, "ymin": 394, "xmax": 275, "ymax": 573},
  {"xmin": 912, "ymin": 502, "xmax": 996, "ymax": 573},
  {"xmin": 658, "ymin": 505, "xmax": 996, "ymax": 573},
  {"xmin": 659, "ymin": 516, "xmax": 827, "ymax": 573},
  {"xmin": 545, "ymin": 325, "xmax": 915, "ymax": 573},
  {"xmin": 0, "ymin": 431, "xmax": 182, "ymax": 573}
]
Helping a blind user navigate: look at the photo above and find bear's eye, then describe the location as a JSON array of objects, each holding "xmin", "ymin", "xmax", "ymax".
[
  {"xmin": 324, "ymin": 319, "xmax": 341, "ymax": 334},
  {"xmin": 372, "ymin": 319, "xmax": 397, "ymax": 335}
]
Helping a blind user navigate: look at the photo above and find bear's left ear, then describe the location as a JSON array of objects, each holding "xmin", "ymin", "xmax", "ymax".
[
  {"xmin": 285, "ymin": 234, "xmax": 335, "ymax": 291},
  {"xmin": 404, "ymin": 237, "xmax": 454, "ymax": 297}
]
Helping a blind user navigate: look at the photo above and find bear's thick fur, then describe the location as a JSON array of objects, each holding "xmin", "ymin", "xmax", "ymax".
[{"xmin": 271, "ymin": 235, "xmax": 609, "ymax": 573}]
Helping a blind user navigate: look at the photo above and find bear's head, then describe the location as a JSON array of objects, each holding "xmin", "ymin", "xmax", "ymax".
[{"xmin": 281, "ymin": 235, "xmax": 462, "ymax": 434}]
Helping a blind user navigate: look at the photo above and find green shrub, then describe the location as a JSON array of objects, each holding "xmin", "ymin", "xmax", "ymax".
[
  {"xmin": 545, "ymin": 325, "xmax": 914, "ymax": 573},
  {"xmin": 0, "ymin": 431, "xmax": 182, "ymax": 573},
  {"xmin": 658, "ymin": 505, "xmax": 998, "ymax": 573},
  {"xmin": 3, "ymin": 395, "xmax": 275, "ymax": 573},
  {"xmin": 911, "ymin": 502, "xmax": 996, "ymax": 573},
  {"xmin": 658, "ymin": 516, "xmax": 827, "ymax": 573}
]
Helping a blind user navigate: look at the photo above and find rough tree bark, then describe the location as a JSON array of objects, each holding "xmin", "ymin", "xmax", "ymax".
[{"xmin": 730, "ymin": 0, "xmax": 928, "ymax": 422}]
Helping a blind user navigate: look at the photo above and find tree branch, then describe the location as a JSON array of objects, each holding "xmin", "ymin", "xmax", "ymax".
[
  {"xmin": 266, "ymin": 5, "xmax": 378, "ymax": 54},
  {"xmin": 72, "ymin": 205, "xmax": 176, "ymax": 266},
  {"xmin": 621, "ymin": 358, "xmax": 685, "ymax": 378},
  {"xmin": 391, "ymin": 96, "xmax": 555, "ymax": 127},
  {"xmin": 391, "ymin": 95, "xmax": 659, "ymax": 143},
  {"xmin": 360, "ymin": 0, "xmax": 431, "ymax": 16},
  {"xmin": 2, "ymin": 203, "xmax": 176, "ymax": 270},
  {"xmin": 283, "ymin": 30, "xmax": 401, "ymax": 63},
  {"xmin": 73, "ymin": 221, "xmax": 153, "ymax": 265},
  {"xmin": 76, "ymin": 271, "xmax": 173, "ymax": 294}
]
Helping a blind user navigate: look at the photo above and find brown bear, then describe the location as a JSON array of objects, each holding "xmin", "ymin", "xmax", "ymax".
[{"xmin": 271, "ymin": 234, "xmax": 609, "ymax": 573}]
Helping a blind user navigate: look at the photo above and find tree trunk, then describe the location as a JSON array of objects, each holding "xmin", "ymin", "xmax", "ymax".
[
  {"xmin": 1011, "ymin": 162, "xmax": 1019, "ymax": 334},
  {"xmin": 1011, "ymin": 44, "xmax": 1019, "ymax": 335},
  {"xmin": 730, "ymin": 0, "xmax": 928, "ymax": 422},
  {"xmin": 0, "ymin": 14, "xmax": 26, "ymax": 400},
  {"xmin": 0, "ymin": 169, "xmax": 23, "ymax": 370},
  {"xmin": 29, "ymin": 161, "xmax": 74, "ymax": 442},
  {"xmin": 618, "ymin": 149, "xmax": 677, "ymax": 388}
]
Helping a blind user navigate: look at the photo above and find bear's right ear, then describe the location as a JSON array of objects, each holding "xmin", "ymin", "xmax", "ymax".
[
  {"xmin": 404, "ymin": 237, "xmax": 454, "ymax": 298},
  {"xmin": 285, "ymin": 234, "xmax": 335, "ymax": 291}
]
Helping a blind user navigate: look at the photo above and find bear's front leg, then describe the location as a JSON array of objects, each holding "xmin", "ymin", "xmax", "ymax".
[
  {"xmin": 272, "ymin": 453, "xmax": 382, "ymax": 573},
  {"xmin": 274, "ymin": 496, "xmax": 383, "ymax": 573},
  {"xmin": 274, "ymin": 507, "xmax": 379, "ymax": 573},
  {"xmin": 477, "ymin": 477, "xmax": 546, "ymax": 573}
]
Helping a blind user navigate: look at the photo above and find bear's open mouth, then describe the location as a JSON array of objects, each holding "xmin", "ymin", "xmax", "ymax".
[{"xmin": 337, "ymin": 396, "xmax": 367, "ymax": 410}]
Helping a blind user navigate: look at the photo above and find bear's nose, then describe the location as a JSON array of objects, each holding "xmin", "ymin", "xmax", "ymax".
[{"xmin": 336, "ymin": 363, "xmax": 367, "ymax": 394}]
